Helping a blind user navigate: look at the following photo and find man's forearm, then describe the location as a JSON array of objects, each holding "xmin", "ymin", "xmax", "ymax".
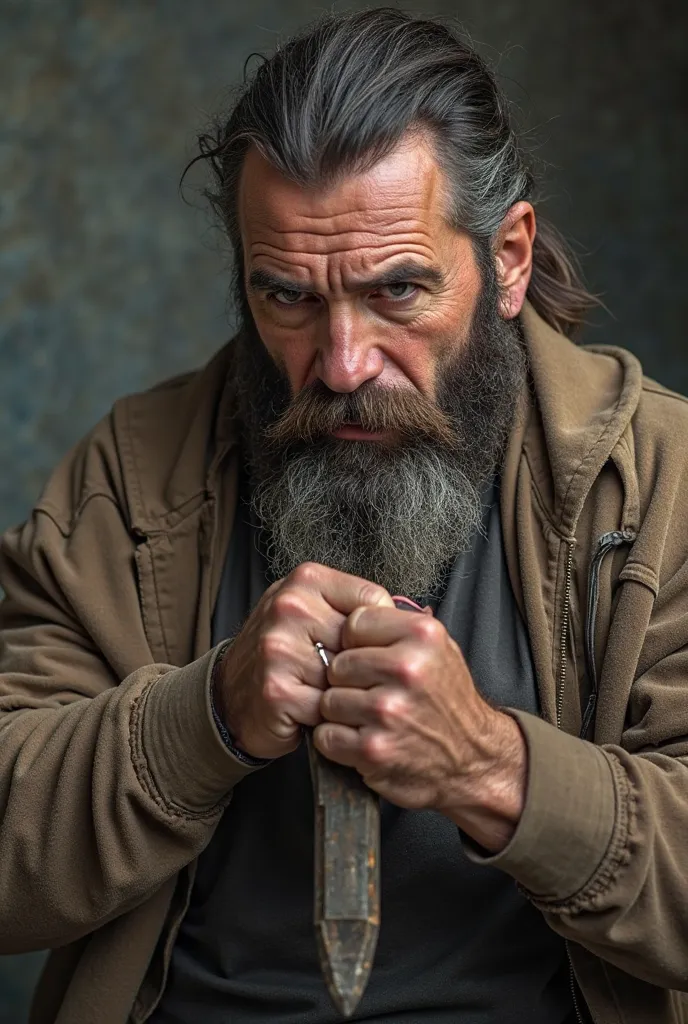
[{"xmin": 439, "ymin": 710, "xmax": 528, "ymax": 853}]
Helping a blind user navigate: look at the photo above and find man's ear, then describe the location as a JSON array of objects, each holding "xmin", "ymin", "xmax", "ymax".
[{"xmin": 494, "ymin": 201, "xmax": 536, "ymax": 319}]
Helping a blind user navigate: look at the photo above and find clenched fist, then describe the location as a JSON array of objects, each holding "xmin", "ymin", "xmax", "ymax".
[
  {"xmin": 315, "ymin": 602, "xmax": 527, "ymax": 852},
  {"xmin": 214, "ymin": 561, "xmax": 527, "ymax": 853},
  {"xmin": 212, "ymin": 562, "xmax": 394, "ymax": 760}
]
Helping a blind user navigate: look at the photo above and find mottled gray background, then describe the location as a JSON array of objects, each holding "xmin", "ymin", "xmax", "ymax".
[{"xmin": 1, "ymin": 0, "xmax": 686, "ymax": 1019}]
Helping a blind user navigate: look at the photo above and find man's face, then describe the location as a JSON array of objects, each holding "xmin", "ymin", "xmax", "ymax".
[
  {"xmin": 240, "ymin": 134, "xmax": 483, "ymax": 425},
  {"xmin": 233, "ymin": 134, "xmax": 529, "ymax": 598}
]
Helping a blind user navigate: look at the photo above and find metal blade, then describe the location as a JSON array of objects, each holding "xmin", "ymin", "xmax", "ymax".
[{"xmin": 307, "ymin": 735, "xmax": 380, "ymax": 1018}]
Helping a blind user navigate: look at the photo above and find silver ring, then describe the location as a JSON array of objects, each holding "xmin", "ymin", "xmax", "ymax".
[{"xmin": 314, "ymin": 641, "xmax": 330, "ymax": 668}]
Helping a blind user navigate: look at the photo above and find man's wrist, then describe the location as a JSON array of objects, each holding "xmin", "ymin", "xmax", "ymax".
[
  {"xmin": 210, "ymin": 641, "xmax": 272, "ymax": 768},
  {"xmin": 441, "ymin": 710, "xmax": 528, "ymax": 853}
]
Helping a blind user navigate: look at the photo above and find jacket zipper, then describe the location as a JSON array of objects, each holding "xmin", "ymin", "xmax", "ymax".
[
  {"xmin": 556, "ymin": 540, "xmax": 576, "ymax": 730},
  {"xmin": 567, "ymin": 940, "xmax": 586, "ymax": 1024},
  {"xmin": 580, "ymin": 529, "xmax": 636, "ymax": 739},
  {"xmin": 560, "ymin": 528, "xmax": 636, "ymax": 1023},
  {"xmin": 556, "ymin": 541, "xmax": 587, "ymax": 1022}
]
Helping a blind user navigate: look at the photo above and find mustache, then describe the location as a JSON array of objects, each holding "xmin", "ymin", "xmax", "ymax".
[{"xmin": 263, "ymin": 378, "xmax": 459, "ymax": 450}]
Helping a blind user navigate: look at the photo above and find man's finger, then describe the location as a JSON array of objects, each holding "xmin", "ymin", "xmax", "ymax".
[
  {"xmin": 265, "ymin": 675, "xmax": 324, "ymax": 727},
  {"xmin": 342, "ymin": 604, "xmax": 441, "ymax": 650},
  {"xmin": 320, "ymin": 686, "xmax": 382, "ymax": 727},
  {"xmin": 327, "ymin": 647, "xmax": 399, "ymax": 689},
  {"xmin": 261, "ymin": 635, "xmax": 332, "ymax": 690},
  {"xmin": 288, "ymin": 562, "xmax": 395, "ymax": 617},
  {"xmin": 312, "ymin": 721, "xmax": 363, "ymax": 767}
]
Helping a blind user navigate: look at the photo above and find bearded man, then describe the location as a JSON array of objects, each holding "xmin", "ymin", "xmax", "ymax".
[{"xmin": 1, "ymin": 9, "xmax": 687, "ymax": 1024}]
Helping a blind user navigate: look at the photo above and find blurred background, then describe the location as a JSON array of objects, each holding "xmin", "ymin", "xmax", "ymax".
[{"xmin": 1, "ymin": 0, "xmax": 686, "ymax": 1019}]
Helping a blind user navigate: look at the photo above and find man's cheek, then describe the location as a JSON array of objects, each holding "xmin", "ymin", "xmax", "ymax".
[{"xmin": 256, "ymin": 336, "xmax": 314, "ymax": 396}]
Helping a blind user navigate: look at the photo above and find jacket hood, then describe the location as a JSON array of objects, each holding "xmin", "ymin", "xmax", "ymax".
[{"xmin": 514, "ymin": 303, "xmax": 644, "ymax": 538}]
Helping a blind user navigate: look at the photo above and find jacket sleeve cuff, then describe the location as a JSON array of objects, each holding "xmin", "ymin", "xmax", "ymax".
[
  {"xmin": 209, "ymin": 641, "xmax": 273, "ymax": 768},
  {"xmin": 463, "ymin": 709, "xmax": 617, "ymax": 903},
  {"xmin": 137, "ymin": 643, "xmax": 265, "ymax": 817}
]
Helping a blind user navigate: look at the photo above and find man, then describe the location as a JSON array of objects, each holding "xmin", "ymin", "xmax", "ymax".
[{"xmin": 1, "ymin": 8, "xmax": 687, "ymax": 1024}]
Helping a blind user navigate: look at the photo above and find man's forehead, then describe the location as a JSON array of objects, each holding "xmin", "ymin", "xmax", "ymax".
[{"xmin": 238, "ymin": 135, "xmax": 447, "ymax": 243}]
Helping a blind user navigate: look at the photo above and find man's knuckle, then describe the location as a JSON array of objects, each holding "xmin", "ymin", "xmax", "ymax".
[
  {"xmin": 360, "ymin": 582, "xmax": 391, "ymax": 607},
  {"xmin": 341, "ymin": 614, "xmax": 361, "ymax": 647},
  {"xmin": 327, "ymin": 651, "xmax": 345, "ymax": 680},
  {"xmin": 271, "ymin": 588, "xmax": 309, "ymax": 621},
  {"xmin": 362, "ymin": 732, "xmax": 389, "ymax": 764},
  {"xmin": 411, "ymin": 616, "xmax": 442, "ymax": 643},
  {"xmin": 259, "ymin": 631, "xmax": 290, "ymax": 663},
  {"xmin": 263, "ymin": 675, "xmax": 288, "ymax": 706},
  {"xmin": 315, "ymin": 724, "xmax": 334, "ymax": 754},
  {"xmin": 290, "ymin": 562, "xmax": 320, "ymax": 586},
  {"xmin": 397, "ymin": 655, "xmax": 425, "ymax": 688},
  {"xmin": 302, "ymin": 703, "xmax": 322, "ymax": 727},
  {"xmin": 374, "ymin": 692, "xmax": 406, "ymax": 725},
  {"xmin": 319, "ymin": 689, "xmax": 334, "ymax": 716}
]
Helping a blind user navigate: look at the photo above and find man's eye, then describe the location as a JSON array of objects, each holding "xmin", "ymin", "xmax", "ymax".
[
  {"xmin": 271, "ymin": 289, "xmax": 307, "ymax": 305},
  {"xmin": 378, "ymin": 283, "xmax": 418, "ymax": 301}
]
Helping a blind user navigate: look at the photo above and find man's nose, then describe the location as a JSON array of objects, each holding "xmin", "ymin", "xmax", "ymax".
[{"xmin": 314, "ymin": 304, "xmax": 384, "ymax": 393}]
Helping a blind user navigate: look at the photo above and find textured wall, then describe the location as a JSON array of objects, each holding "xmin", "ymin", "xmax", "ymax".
[{"xmin": 1, "ymin": 0, "xmax": 686, "ymax": 1019}]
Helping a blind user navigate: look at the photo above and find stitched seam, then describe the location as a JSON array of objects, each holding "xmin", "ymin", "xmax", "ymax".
[
  {"xmin": 146, "ymin": 539, "xmax": 171, "ymax": 665},
  {"xmin": 560, "ymin": 390, "xmax": 625, "ymax": 523},
  {"xmin": 137, "ymin": 491, "xmax": 208, "ymax": 535},
  {"xmin": 33, "ymin": 495, "xmax": 123, "ymax": 539},
  {"xmin": 128, "ymin": 675, "xmax": 228, "ymax": 822},
  {"xmin": 526, "ymin": 754, "xmax": 632, "ymax": 914},
  {"xmin": 119, "ymin": 398, "xmax": 145, "ymax": 527},
  {"xmin": 520, "ymin": 448, "xmax": 565, "ymax": 538},
  {"xmin": 128, "ymin": 495, "xmax": 212, "ymax": 538},
  {"xmin": 520, "ymin": 448, "xmax": 582, "ymax": 544},
  {"xmin": 618, "ymin": 563, "xmax": 659, "ymax": 593},
  {"xmin": 135, "ymin": 547, "xmax": 153, "ymax": 652},
  {"xmin": 616, "ymin": 430, "xmax": 633, "ymax": 464},
  {"xmin": 36, "ymin": 486, "xmax": 207, "ymax": 545},
  {"xmin": 619, "ymin": 558, "xmax": 656, "ymax": 574}
]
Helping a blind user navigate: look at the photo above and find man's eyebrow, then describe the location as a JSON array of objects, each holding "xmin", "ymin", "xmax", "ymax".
[
  {"xmin": 362, "ymin": 262, "xmax": 445, "ymax": 291},
  {"xmin": 247, "ymin": 261, "xmax": 445, "ymax": 294},
  {"xmin": 248, "ymin": 268, "xmax": 307, "ymax": 292}
]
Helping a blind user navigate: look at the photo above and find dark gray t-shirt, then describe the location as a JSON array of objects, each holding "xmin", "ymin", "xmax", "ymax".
[{"xmin": 151, "ymin": 470, "xmax": 575, "ymax": 1023}]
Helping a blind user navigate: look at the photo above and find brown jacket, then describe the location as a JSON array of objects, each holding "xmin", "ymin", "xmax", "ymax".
[{"xmin": 1, "ymin": 304, "xmax": 688, "ymax": 1024}]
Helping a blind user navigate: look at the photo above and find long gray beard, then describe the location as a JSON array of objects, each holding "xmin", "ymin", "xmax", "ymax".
[
  {"xmin": 253, "ymin": 439, "xmax": 485, "ymax": 599},
  {"xmin": 233, "ymin": 280, "xmax": 527, "ymax": 600}
]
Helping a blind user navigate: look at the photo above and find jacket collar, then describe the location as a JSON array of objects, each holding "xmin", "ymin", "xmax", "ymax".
[{"xmin": 511, "ymin": 302, "xmax": 643, "ymax": 538}]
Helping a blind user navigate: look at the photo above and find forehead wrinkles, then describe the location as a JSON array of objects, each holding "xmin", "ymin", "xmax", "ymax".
[
  {"xmin": 248, "ymin": 206, "xmax": 436, "ymax": 255},
  {"xmin": 248, "ymin": 239, "xmax": 438, "ymax": 274}
]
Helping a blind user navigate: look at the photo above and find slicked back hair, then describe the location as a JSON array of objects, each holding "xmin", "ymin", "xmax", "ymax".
[{"xmin": 186, "ymin": 8, "xmax": 598, "ymax": 337}]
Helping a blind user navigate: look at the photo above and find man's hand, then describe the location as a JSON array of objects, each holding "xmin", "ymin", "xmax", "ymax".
[
  {"xmin": 314, "ymin": 605, "xmax": 528, "ymax": 853},
  {"xmin": 213, "ymin": 563, "xmax": 394, "ymax": 760}
]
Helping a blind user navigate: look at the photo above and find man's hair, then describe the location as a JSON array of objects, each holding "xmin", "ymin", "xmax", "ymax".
[{"xmin": 187, "ymin": 7, "xmax": 598, "ymax": 337}]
